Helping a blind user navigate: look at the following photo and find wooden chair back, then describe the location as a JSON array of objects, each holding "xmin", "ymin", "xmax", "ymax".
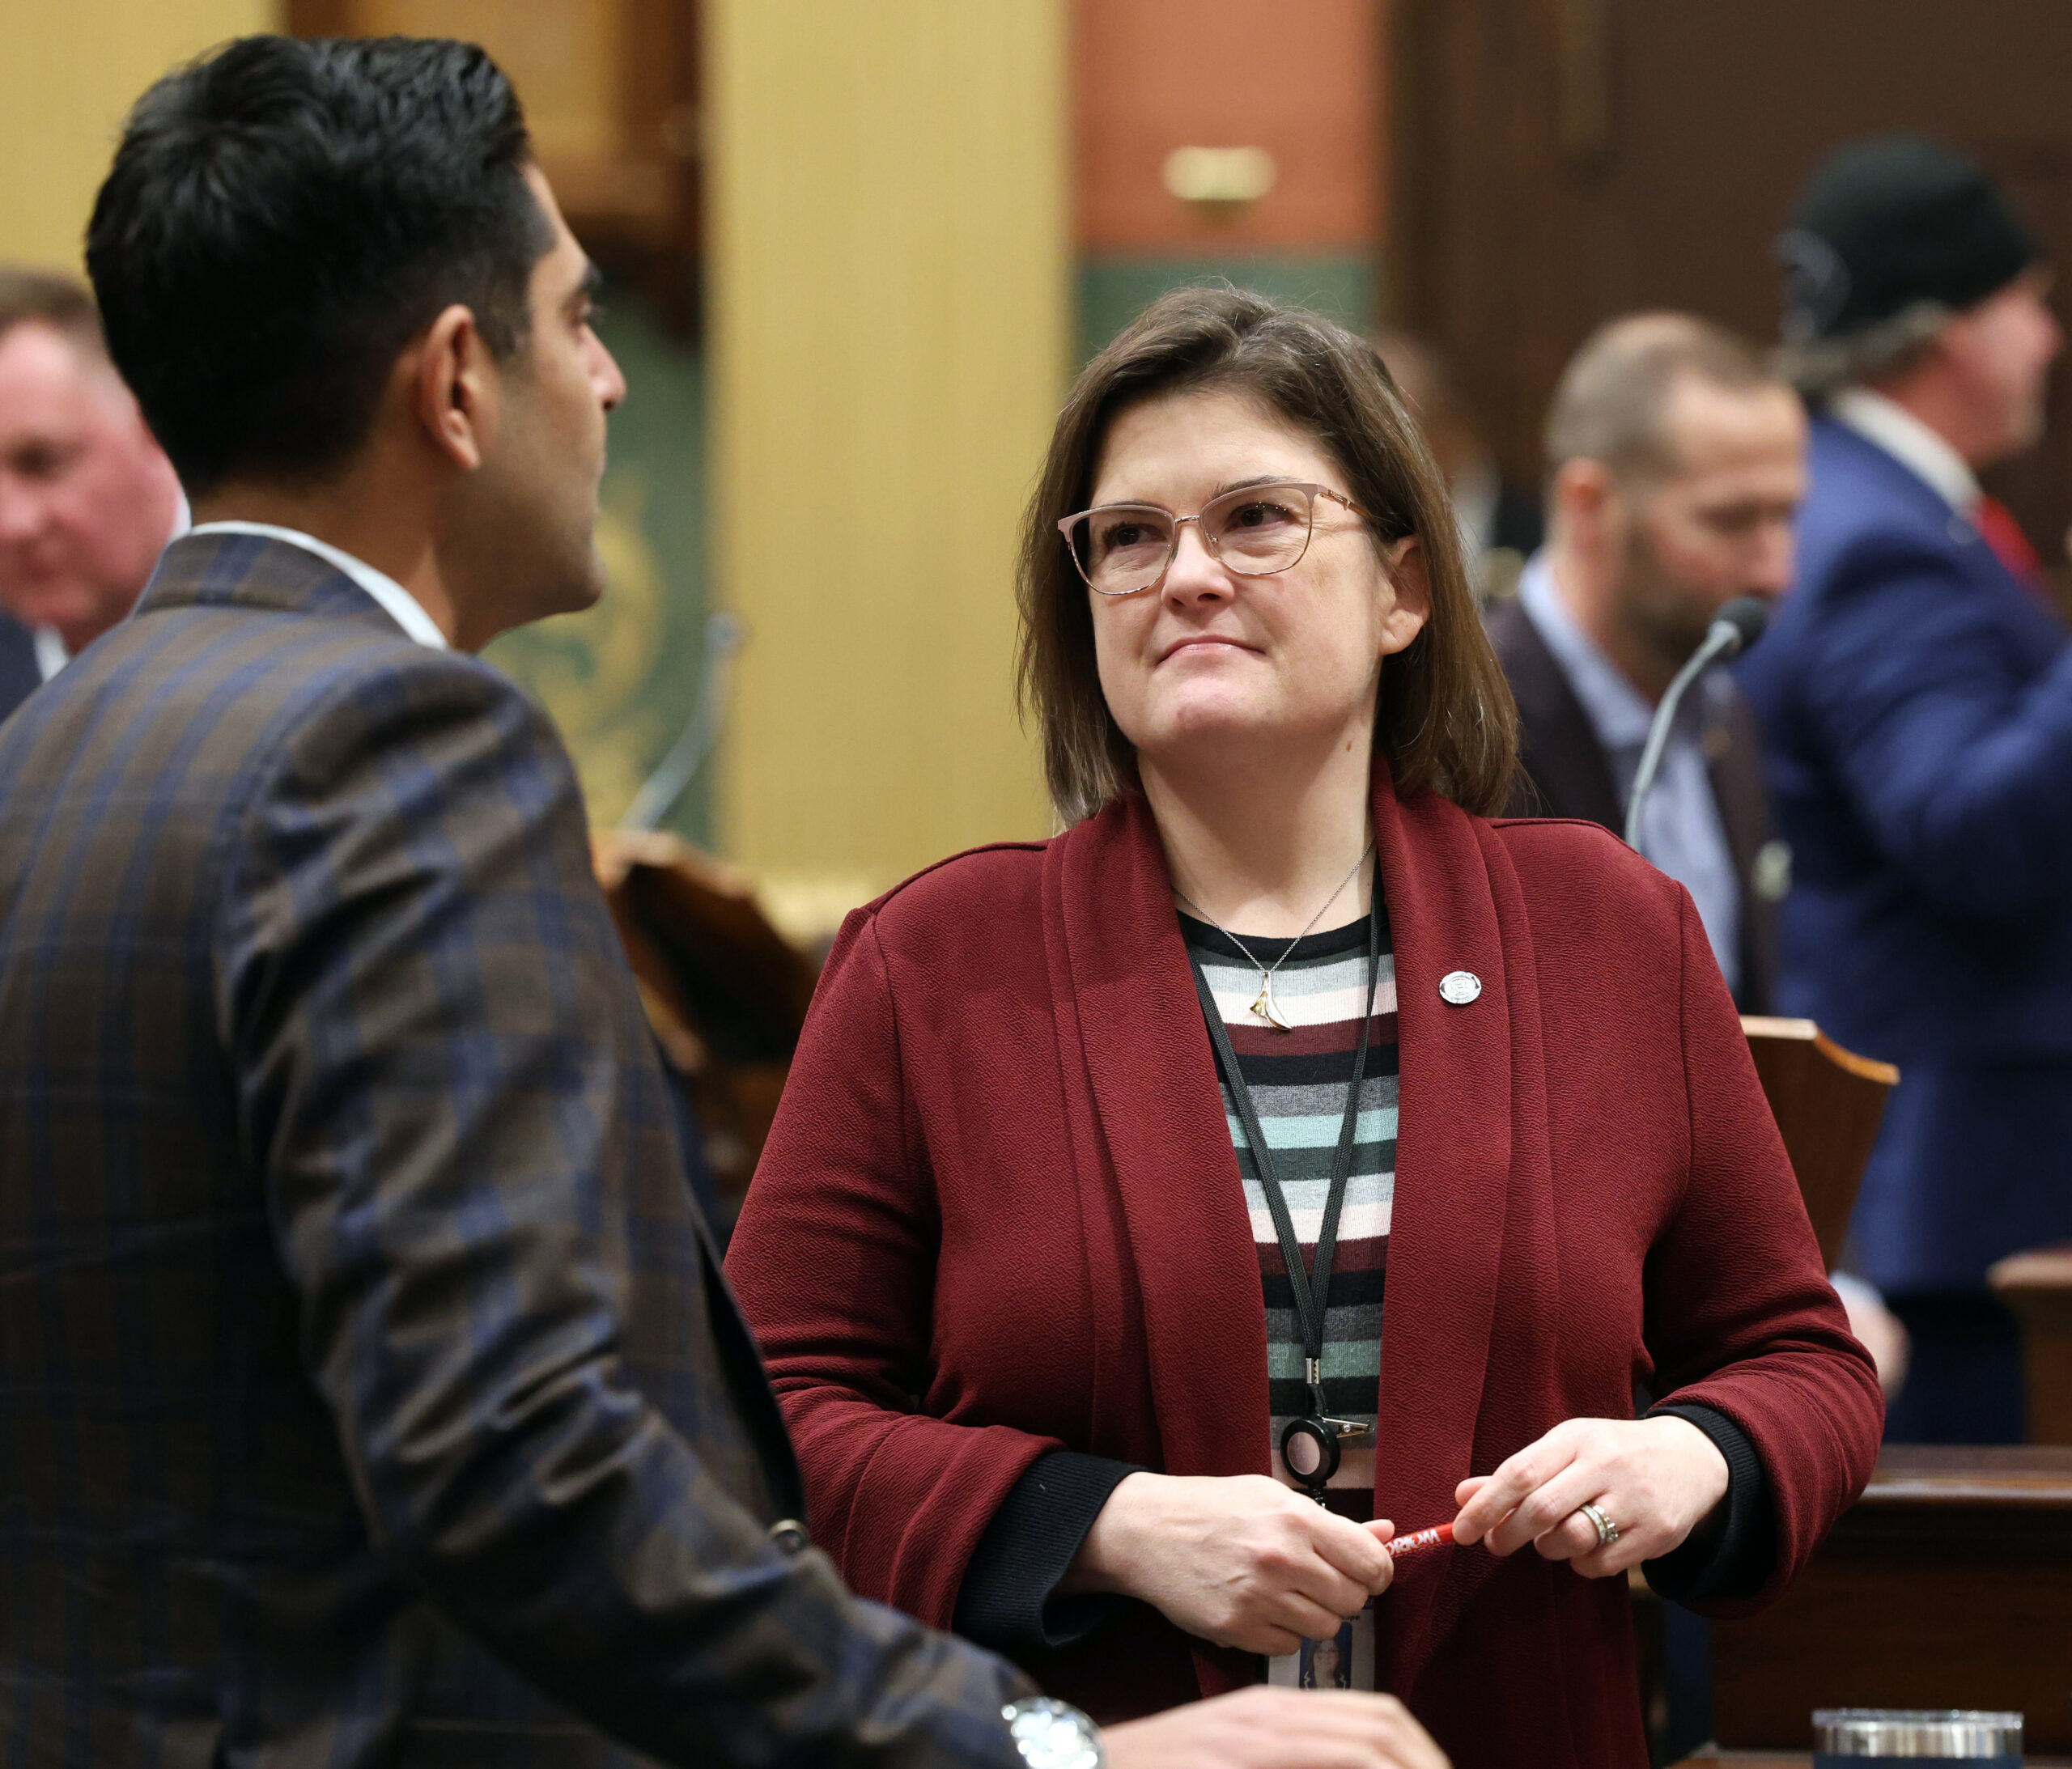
[
  {"xmin": 1739, "ymin": 1016, "xmax": 1898, "ymax": 1270},
  {"xmin": 592, "ymin": 829, "xmax": 816, "ymax": 1210}
]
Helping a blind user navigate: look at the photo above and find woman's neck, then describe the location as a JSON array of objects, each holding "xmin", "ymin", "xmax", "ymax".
[{"xmin": 1141, "ymin": 728, "xmax": 1377, "ymax": 939}]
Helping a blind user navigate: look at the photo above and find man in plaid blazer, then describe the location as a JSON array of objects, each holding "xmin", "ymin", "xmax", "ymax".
[
  {"xmin": 0, "ymin": 32, "xmax": 1448, "ymax": 1769},
  {"xmin": 0, "ymin": 36, "xmax": 1039, "ymax": 1769}
]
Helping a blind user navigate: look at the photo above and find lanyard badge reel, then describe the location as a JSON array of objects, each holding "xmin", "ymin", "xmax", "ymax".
[
  {"xmin": 1280, "ymin": 1358, "xmax": 1371, "ymax": 1494},
  {"xmin": 1189, "ymin": 898, "xmax": 1382, "ymax": 1504}
]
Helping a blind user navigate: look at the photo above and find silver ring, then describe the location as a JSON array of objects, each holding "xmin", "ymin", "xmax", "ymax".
[{"xmin": 1577, "ymin": 1501, "xmax": 1619, "ymax": 1548}]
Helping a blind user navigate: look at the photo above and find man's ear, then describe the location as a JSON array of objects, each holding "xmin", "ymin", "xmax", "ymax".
[
  {"xmin": 1379, "ymin": 533, "xmax": 1433, "ymax": 656},
  {"xmin": 1551, "ymin": 456, "xmax": 1618, "ymax": 549},
  {"xmin": 411, "ymin": 303, "xmax": 497, "ymax": 473}
]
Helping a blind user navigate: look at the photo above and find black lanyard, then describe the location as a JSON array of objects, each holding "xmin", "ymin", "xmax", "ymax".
[{"xmin": 1186, "ymin": 897, "xmax": 1382, "ymax": 1498}]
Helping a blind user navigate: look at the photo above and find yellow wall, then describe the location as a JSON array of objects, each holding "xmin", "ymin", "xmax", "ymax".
[
  {"xmin": 707, "ymin": 1, "xmax": 1068, "ymax": 931},
  {"xmin": 0, "ymin": 0, "xmax": 281, "ymax": 269}
]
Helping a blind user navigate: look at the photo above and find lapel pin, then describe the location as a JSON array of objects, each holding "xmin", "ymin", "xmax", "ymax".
[{"xmin": 1437, "ymin": 970, "xmax": 1481, "ymax": 1006}]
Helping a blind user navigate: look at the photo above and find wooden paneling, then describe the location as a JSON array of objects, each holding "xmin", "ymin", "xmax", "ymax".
[
  {"xmin": 1389, "ymin": 0, "xmax": 2072, "ymax": 561},
  {"xmin": 1389, "ymin": 0, "xmax": 1594, "ymax": 494},
  {"xmin": 1711, "ymin": 1446, "xmax": 2072, "ymax": 1754},
  {"xmin": 707, "ymin": 1, "xmax": 1065, "ymax": 915},
  {"xmin": 1073, "ymin": 0, "xmax": 1382, "ymax": 254},
  {"xmin": 1992, "ymin": 1242, "xmax": 2072, "ymax": 1446},
  {"xmin": 1679, "ymin": 1757, "xmax": 2072, "ymax": 1767},
  {"xmin": 288, "ymin": 0, "xmax": 700, "ymax": 328},
  {"xmin": 283, "ymin": 0, "xmax": 354, "ymax": 33}
]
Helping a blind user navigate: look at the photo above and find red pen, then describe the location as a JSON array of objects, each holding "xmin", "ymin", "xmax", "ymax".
[
  {"xmin": 1385, "ymin": 1521, "xmax": 1454, "ymax": 1558},
  {"xmin": 1361, "ymin": 1521, "xmax": 1458, "ymax": 1610}
]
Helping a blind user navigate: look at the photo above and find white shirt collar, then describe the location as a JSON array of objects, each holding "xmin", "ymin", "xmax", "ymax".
[
  {"xmin": 185, "ymin": 521, "xmax": 448, "ymax": 650},
  {"xmin": 31, "ymin": 626, "xmax": 67, "ymax": 684},
  {"xmin": 1828, "ymin": 387, "xmax": 1981, "ymax": 513}
]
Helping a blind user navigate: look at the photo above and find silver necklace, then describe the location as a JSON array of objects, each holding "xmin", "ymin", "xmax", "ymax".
[{"xmin": 1176, "ymin": 839, "xmax": 1376, "ymax": 1033}]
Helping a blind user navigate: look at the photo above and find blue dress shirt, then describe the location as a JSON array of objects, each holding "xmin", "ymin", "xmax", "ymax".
[{"xmin": 1518, "ymin": 553, "xmax": 1743, "ymax": 994}]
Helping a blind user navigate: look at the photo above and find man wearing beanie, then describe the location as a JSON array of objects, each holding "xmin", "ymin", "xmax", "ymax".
[{"xmin": 1740, "ymin": 133, "xmax": 2072, "ymax": 1444}]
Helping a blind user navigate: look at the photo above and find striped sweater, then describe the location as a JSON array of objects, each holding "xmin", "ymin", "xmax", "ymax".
[
  {"xmin": 1180, "ymin": 906, "xmax": 1398, "ymax": 1497},
  {"xmin": 956, "ymin": 897, "xmax": 1771, "ymax": 1655}
]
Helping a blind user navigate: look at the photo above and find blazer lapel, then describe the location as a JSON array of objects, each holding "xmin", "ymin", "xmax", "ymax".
[
  {"xmin": 1047, "ymin": 792, "xmax": 1272, "ymax": 1487},
  {"xmin": 1368, "ymin": 774, "xmax": 1519, "ymax": 1689},
  {"xmin": 1489, "ymin": 600, "xmax": 1624, "ymax": 833}
]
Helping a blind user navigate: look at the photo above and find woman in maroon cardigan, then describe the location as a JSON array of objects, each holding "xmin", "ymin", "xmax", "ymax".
[{"xmin": 726, "ymin": 287, "xmax": 1881, "ymax": 1768}]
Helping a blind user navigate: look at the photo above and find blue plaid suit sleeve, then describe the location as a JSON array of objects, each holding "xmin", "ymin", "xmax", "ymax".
[{"xmin": 215, "ymin": 649, "xmax": 1033, "ymax": 1767}]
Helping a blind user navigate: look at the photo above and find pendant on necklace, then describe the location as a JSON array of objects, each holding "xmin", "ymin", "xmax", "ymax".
[{"xmin": 1250, "ymin": 978, "xmax": 1293, "ymax": 1032}]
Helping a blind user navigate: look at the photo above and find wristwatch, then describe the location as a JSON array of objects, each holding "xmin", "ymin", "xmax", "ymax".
[{"xmin": 1001, "ymin": 1698, "xmax": 1106, "ymax": 1769}]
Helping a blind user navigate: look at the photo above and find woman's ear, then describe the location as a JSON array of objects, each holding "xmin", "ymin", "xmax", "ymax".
[{"xmin": 1378, "ymin": 535, "xmax": 1433, "ymax": 657}]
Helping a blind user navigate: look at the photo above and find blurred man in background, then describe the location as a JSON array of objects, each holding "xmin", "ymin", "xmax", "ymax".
[
  {"xmin": 1485, "ymin": 315, "xmax": 1798, "ymax": 1016},
  {"xmin": 1742, "ymin": 134, "xmax": 2072, "ymax": 1444},
  {"xmin": 0, "ymin": 267, "xmax": 185, "ymax": 719},
  {"xmin": 1377, "ymin": 332, "xmax": 1542, "ymax": 600},
  {"xmin": 1488, "ymin": 314, "xmax": 1911, "ymax": 1398}
]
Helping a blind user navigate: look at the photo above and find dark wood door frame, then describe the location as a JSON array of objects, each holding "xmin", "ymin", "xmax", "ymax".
[{"xmin": 1388, "ymin": 0, "xmax": 2072, "ymax": 570}]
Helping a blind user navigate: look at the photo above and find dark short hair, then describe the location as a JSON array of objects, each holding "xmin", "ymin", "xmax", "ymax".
[
  {"xmin": 1545, "ymin": 313, "xmax": 1781, "ymax": 481},
  {"xmin": 0, "ymin": 267, "xmax": 105, "ymax": 359},
  {"xmin": 1016, "ymin": 285, "xmax": 1519, "ymax": 823},
  {"xmin": 86, "ymin": 35, "xmax": 552, "ymax": 496}
]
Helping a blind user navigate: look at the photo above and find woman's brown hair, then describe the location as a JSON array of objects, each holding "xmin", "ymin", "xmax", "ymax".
[{"xmin": 1016, "ymin": 285, "xmax": 1519, "ymax": 824}]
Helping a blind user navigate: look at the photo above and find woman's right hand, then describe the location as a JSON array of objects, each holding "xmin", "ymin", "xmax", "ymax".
[
  {"xmin": 1059, "ymin": 1471, "xmax": 1396, "ymax": 1656},
  {"xmin": 1105, "ymin": 1687, "xmax": 1450, "ymax": 1769}
]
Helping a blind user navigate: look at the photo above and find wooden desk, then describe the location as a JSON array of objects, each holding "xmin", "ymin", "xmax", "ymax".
[
  {"xmin": 1990, "ymin": 1241, "xmax": 2072, "ymax": 1444},
  {"xmin": 1712, "ymin": 1446, "xmax": 2072, "ymax": 1753},
  {"xmin": 1676, "ymin": 1756, "xmax": 2072, "ymax": 1767}
]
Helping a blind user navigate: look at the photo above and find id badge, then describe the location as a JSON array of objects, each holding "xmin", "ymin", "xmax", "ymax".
[{"xmin": 1266, "ymin": 1609, "xmax": 1375, "ymax": 1691}]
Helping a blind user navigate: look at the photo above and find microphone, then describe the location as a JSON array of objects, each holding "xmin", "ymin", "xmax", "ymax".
[
  {"xmin": 621, "ymin": 610, "xmax": 745, "ymax": 833},
  {"xmin": 1622, "ymin": 596, "xmax": 1769, "ymax": 851}
]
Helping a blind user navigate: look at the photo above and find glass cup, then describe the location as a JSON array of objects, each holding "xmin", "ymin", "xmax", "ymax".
[{"xmin": 1813, "ymin": 1708, "xmax": 2022, "ymax": 1765}]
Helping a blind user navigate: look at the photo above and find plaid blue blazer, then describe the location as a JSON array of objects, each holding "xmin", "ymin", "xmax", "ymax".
[{"xmin": 0, "ymin": 535, "xmax": 1029, "ymax": 1767}]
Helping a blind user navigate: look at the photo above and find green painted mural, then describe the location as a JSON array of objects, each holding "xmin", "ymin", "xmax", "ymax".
[
  {"xmin": 1077, "ymin": 252, "xmax": 1378, "ymax": 363},
  {"xmin": 485, "ymin": 282, "xmax": 715, "ymax": 845}
]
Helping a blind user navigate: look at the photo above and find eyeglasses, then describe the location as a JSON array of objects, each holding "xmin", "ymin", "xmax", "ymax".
[{"xmin": 1057, "ymin": 480, "xmax": 1367, "ymax": 598}]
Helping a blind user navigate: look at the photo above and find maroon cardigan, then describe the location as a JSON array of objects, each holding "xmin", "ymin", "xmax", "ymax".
[{"xmin": 726, "ymin": 773, "xmax": 1882, "ymax": 1769}]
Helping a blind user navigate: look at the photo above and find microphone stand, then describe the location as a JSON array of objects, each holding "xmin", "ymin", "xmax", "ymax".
[
  {"xmin": 621, "ymin": 610, "xmax": 745, "ymax": 834},
  {"xmin": 1623, "ymin": 598, "xmax": 1768, "ymax": 851}
]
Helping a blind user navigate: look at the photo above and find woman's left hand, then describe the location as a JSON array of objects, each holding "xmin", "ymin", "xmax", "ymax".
[{"xmin": 1448, "ymin": 1415, "xmax": 1730, "ymax": 1577}]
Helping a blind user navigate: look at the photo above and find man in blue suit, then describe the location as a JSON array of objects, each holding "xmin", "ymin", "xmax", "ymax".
[{"xmin": 1742, "ymin": 134, "xmax": 2072, "ymax": 1443}]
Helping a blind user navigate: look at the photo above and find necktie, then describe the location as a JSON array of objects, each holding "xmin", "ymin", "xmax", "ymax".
[{"xmin": 1972, "ymin": 493, "xmax": 2044, "ymax": 588}]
